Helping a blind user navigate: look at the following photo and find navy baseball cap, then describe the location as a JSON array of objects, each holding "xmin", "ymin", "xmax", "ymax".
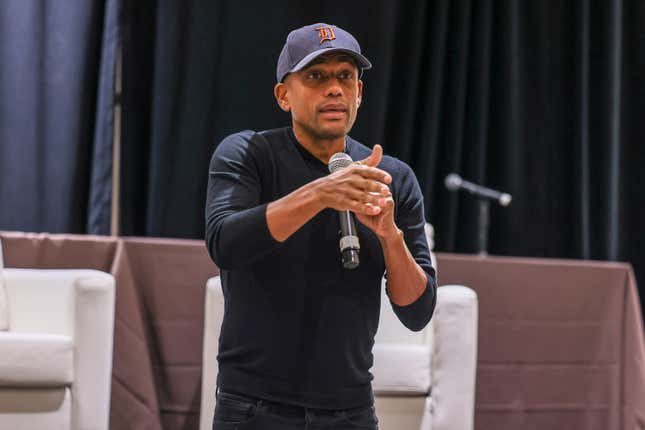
[{"xmin": 276, "ymin": 23, "xmax": 372, "ymax": 83}]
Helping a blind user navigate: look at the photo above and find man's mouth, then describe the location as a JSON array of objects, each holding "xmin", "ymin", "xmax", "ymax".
[{"xmin": 319, "ymin": 104, "xmax": 348, "ymax": 118}]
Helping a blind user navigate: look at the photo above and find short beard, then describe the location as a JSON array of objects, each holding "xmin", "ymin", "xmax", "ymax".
[{"xmin": 296, "ymin": 119, "xmax": 353, "ymax": 141}]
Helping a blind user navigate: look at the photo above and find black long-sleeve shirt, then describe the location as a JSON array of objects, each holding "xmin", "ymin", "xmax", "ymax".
[{"xmin": 205, "ymin": 127, "xmax": 436, "ymax": 409}]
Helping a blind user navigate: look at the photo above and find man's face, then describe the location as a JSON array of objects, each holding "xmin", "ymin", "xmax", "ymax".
[{"xmin": 275, "ymin": 53, "xmax": 363, "ymax": 141}]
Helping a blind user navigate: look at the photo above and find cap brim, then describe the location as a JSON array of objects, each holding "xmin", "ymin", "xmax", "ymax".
[{"xmin": 290, "ymin": 48, "xmax": 372, "ymax": 74}]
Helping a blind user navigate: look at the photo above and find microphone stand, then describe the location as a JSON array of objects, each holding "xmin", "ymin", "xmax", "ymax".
[
  {"xmin": 444, "ymin": 173, "xmax": 511, "ymax": 256},
  {"xmin": 476, "ymin": 198, "xmax": 490, "ymax": 256}
]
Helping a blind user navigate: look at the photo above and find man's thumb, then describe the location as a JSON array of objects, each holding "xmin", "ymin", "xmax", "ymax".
[{"xmin": 361, "ymin": 144, "xmax": 383, "ymax": 167}]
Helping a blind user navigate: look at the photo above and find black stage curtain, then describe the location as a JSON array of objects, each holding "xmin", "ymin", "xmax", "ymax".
[
  {"xmin": 0, "ymin": 0, "xmax": 118, "ymax": 234},
  {"xmin": 121, "ymin": 0, "xmax": 645, "ymax": 306}
]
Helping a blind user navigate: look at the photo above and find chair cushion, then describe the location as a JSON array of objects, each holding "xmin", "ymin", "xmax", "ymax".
[
  {"xmin": 371, "ymin": 343, "xmax": 431, "ymax": 395},
  {"xmin": 0, "ymin": 240, "xmax": 7, "ymax": 330},
  {"xmin": 0, "ymin": 332, "xmax": 73, "ymax": 387},
  {"xmin": 0, "ymin": 274, "xmax": 7, "ymax": 331}
]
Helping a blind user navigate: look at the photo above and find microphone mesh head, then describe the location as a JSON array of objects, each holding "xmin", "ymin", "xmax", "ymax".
[
  {"xmin": 499, "ymin": 193, "xmax": 512, "ymax": 206},
  {"xmin": 328, "ymin": 152, "xmax": 353, "ymax": 173},
  {"xmin": 444, "ymin": 173, "xmax": 463, "ymax": 191}
]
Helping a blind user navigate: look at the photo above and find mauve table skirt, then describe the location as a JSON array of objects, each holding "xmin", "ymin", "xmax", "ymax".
[{"xmin": 1, "ymin": 231, "xmax": 644, "ymax": 430}]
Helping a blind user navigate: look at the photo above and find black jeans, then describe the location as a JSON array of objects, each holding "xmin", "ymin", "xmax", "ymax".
[{"xmin": 212, "ymin": 387, "xmax": 379, "ymax": 430}]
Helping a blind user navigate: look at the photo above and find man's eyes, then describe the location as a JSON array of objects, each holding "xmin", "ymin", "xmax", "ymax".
[{"xmin": 306, "ymin": 70, "xmax": 355, "ymax": 80}]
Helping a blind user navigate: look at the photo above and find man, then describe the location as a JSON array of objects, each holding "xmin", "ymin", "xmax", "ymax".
[{"xmin": 205, "ymin": 23, "xmax": 436, "ymax": 429}]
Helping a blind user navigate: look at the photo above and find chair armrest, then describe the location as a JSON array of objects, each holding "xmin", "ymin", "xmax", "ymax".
[
  {"xmin": 72, "ymin": 272, "xmax": 115, "ymax": 430},
  {"xmin": 0, "ymin": 239, "xmax": 5, "ymax": 330},
  {"xmin": 3, "ymin": 269, "xmax": 112, "ymax": 337},
  {"xmin": 3, "ymin": 268, "xmax": 115, "ymax": 430},
  {"xmin": 200, "ymin": 276, "xmax": 225, "ymax": 430},
  {"xmin": 431, "ymin": 285, "xmax": 478, "ymax": 430}
]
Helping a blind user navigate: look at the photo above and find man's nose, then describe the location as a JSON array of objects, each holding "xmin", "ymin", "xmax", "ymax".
[{"xmin": 325, "ymin": 77, "xmax": 343, "ymax": 97}]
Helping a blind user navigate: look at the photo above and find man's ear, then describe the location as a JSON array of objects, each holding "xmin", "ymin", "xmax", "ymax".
[
  {"xmin": 274, "ymin": 82, "xmax": 290, "ymax": 112},
  {"xmin": 357, "ymin": 79, "xmax": 363, "ymax": 108}
]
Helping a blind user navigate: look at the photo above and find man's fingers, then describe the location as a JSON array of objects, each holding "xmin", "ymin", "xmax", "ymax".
[
  {"xmin": 353, "ymin": 178, "xmax": 391, "ymax": 195},
  {"xmin": 344, "ymin": 188, "xmax": 390, "ymax": 208},
  {"xmin": 358, "ymin": 144, "xmax": 383, "ymax": 168},
  {"xmin": 350, "ymin": 165, "xmax": 392, "ymax": 185},
  {"xmin": 362, "ymin": 203, "xmax": 382, "ymax": 215},
  {"xmin": 350, "ymin": 200, "xmax": 382, "ymax": 215}
]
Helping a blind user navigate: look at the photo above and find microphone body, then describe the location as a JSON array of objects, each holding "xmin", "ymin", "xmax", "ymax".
[
  {"xmin": 329, "ymin": 152, "xmax": 360, "ymax": 269},
  {"xmin": 444, "ymin": 173, "xmax": 512, "ymax": 206}
]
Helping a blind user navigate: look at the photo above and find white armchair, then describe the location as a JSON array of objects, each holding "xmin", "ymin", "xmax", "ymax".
[
  {"xmin": 200, "ymin": 226, "xmax": 478, "ymax": 430},
  {"xmin": 372, "ymin": 283, "xmax": 478, "ymax": 430},
  {"xmin": 201, "ymin": 275, "xmax": 225, "ymax": 430},
  {"xmin": 0, "ymin": 263, "xmax": 115, "ymax": 430}
]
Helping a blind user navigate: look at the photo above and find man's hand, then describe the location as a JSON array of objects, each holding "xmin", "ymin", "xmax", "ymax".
[
  {"xmin": 352, "ymin": 145, "xmax": 399, "ymax": 239},
  {"xmin": 313, "ymin": 144, "xmax": 392, "ymax": 216},
  {"xmin": 267, "ymin": 144, "xmax": 396, "ymax": 243},
  {"xmin": 355, "ymin": 195, "xmax": 399, "ymax": 240}
]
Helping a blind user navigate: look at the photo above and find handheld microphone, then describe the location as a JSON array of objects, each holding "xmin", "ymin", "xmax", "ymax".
[
  {"xmin": 329, "ymin": 152, "xmax": 360, "ymax": 269},
  {"xmin": 444, "ymin": 173, "xmax": 512, "ymax": 206}
]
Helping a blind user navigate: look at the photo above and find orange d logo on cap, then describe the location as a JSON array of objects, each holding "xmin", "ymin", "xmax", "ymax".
[
  {"xmin": 276, "ymin": 23, "xmax": 372, "ymax": 82},
  {"xmin": 315, "ymin": 26, "xmax": 336, "ymax": 44}
]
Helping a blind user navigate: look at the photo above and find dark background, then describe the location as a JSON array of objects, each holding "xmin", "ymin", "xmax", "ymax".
[{"xmin": 1, "ymin": 0, "xmax": 644, "ymax": 310}]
